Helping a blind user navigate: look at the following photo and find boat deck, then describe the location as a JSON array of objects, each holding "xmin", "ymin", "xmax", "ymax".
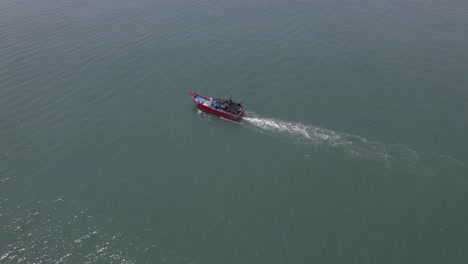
[{"xmin": 193, "ymin": 94, "xmax": 243, "ymax": 116}]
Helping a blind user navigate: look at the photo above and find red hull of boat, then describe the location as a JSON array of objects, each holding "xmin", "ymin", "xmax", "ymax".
[{"xmin": 190, "ymin": 93, "xmax": 244, "ymax": 122}]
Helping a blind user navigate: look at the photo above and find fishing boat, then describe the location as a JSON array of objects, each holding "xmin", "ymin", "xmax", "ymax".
[{"xmin": 190, "ymin": 92, "xmax": 245, "ymax": 121}]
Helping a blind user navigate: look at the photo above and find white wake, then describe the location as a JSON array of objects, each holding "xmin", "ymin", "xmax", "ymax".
[
  {"xmin": 243, "ymin": 116, "xmax": 343, "ymax": 144},
  {"xmin": 242, "ymin": 112, "xmax": 416, "ymax": 164}
]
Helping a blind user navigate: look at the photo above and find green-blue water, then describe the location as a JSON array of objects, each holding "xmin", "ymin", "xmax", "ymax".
[{"xmin": 1, "ymin": 0, "xmax": 467, "ymax": 263}]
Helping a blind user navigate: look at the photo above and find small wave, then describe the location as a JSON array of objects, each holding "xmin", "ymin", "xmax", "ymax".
[
  {"xmin": 197, "ymin": 109, "xmax": 214, "ymax": 121},
  {"xmin": 441, "ymin": 155, "xmax": 465, "ymax": 167}
]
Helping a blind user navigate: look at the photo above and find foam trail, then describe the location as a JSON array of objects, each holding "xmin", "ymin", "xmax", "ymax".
[
  {"xmin": 243, "ymin": 115, "xmax": 342, "ymax": 143},
  {"xmin": 242, "ymin": 112, "xmax": 395, "ymax": 162}
]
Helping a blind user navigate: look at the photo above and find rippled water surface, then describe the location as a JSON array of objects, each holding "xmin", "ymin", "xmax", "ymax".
[{"xmin": 1, "ymin": 0, "xmax": 468, "ymax": 263}]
